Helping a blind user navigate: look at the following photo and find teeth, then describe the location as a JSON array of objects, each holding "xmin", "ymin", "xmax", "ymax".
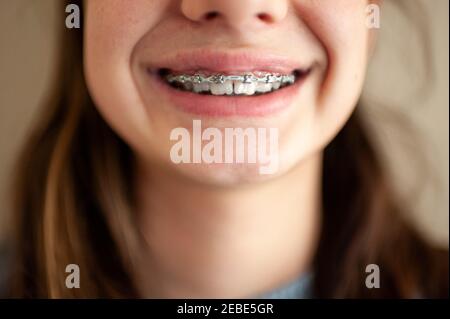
[
  {"xmin": 210, "ymin": 81, "xmax": 233, "ymax": 95},
  {"xmin": 255, "ymin": 83, "xmax": 273, "ymax": 93},
  {"xmin": 193, "ymin": 82, "xmax": 210, "ymax": 93},
  {"xmin": 224, "ymin": 82, "xmax": 234, "ymax": 95},
  {"xmin": 272, "ymin": 81, "xmax": 281, "ymax": 90},
  {"xmin": 166, "ymin": 72, "xmax": 298, "ymax": 96},
  {"xmin": 183, "ymin": 81, "xmax": 193, "ymax": 91},
  {"xmin": 234, "ymin": 82, "xmax": 256, "ymax": 95}
]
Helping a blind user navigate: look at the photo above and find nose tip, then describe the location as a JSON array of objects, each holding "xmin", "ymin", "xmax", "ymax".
[{"xmin": 181, "ymin": 0, "xmax": 288, "ymax": 29}]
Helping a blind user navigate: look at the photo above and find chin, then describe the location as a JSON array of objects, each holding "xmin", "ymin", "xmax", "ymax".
[{"xmin": 165, "ymin": 159, "xmax": 297, "ymax": 187}]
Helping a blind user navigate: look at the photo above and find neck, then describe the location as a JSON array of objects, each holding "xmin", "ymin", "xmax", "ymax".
[{"xmin": 134, "ymin": 154, "xmax": 322, "ymax": 298}]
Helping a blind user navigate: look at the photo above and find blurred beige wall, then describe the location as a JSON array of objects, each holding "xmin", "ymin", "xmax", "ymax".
[{"xmin": 0, "ymin": 0, "xmax": 448, "ymax": 245}]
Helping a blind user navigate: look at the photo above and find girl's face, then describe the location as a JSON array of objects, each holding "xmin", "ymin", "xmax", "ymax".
[{"xmin": 84, "ymin": 0, "xmax": 376, "ymax": 185}]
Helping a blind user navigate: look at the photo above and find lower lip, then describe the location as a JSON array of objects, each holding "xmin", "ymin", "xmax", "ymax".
[{"xmin": 148, "ymin": 71, "xmax": 308, "ymax": 117}]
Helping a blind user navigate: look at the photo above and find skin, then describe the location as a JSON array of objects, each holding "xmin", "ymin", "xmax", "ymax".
[{"xmin": 84, "ymin": 0, "xmax": 379, "ymax": 297}]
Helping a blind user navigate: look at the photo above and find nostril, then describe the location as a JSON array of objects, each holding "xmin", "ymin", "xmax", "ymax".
[
  {"xmin": 204, "ymin": 11, "xmax": 220, "ymax": 21},
  {"xmin": 257, "ymin": 13, "xmax": 274, "ymax": 23}
]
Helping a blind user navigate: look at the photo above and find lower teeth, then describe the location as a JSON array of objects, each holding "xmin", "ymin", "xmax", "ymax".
[{"xmin": 164, "ymin": 72, "xmax": 297, "ymax": 96}]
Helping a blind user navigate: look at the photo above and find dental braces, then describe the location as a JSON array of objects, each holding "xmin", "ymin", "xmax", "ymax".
[{"xmin": 166, "ymin": 73, "xmax": 296, "ymax": 85}]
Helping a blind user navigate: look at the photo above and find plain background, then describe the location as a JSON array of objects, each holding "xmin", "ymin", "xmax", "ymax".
[{"xmin": 0, "ymin": 0, "xmax": 448, "ymax": 246}]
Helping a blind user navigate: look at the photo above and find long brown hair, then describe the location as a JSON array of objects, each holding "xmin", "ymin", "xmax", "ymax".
[{"xmin": 8, "ymin": 0, "xmax": 448, "ymax": 298}]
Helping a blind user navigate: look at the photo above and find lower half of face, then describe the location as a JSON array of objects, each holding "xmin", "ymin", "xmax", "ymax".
[{"xmin": 84, "ymin": 0, "xmax": 373, "ymax": 185}]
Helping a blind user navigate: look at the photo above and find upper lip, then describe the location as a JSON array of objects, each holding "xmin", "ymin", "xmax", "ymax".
[{"xmin": 145, "ymin": 48, "xmax": 310, "ymax": 75}]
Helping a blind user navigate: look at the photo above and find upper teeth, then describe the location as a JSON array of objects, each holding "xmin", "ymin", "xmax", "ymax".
[{"xmin": 166, "ymin": 73, "xmax": 296, "ymax": 96}]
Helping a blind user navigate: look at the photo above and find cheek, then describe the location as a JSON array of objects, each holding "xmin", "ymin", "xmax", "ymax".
[
  {"xmin": 295, "ymin": 0, "xmax": 370, "ymax": 61},
  {"xmin": 84, "ymin": 0, "xmax": 169, "ymax": 54},
  {"xmin": 83, "ymin": 0, "xmax": 169, "ymax": 151},
  {"xmin": 294, "ymin": 0, "xmax": 371, "ymax": 143}
]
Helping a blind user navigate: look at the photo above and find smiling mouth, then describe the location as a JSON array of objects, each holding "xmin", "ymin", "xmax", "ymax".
[
  {"xmin": 158, "ymin": 68, "xmax": 310, "ymax": 96},
  {"xmin": 144, "ymin": 49, "xmax": 313, "ymax": 116}
]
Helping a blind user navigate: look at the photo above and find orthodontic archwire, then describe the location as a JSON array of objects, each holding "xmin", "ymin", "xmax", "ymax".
[{"xmin": 166, "ymin": 73, "xmax": 296, "ymax": 85}]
